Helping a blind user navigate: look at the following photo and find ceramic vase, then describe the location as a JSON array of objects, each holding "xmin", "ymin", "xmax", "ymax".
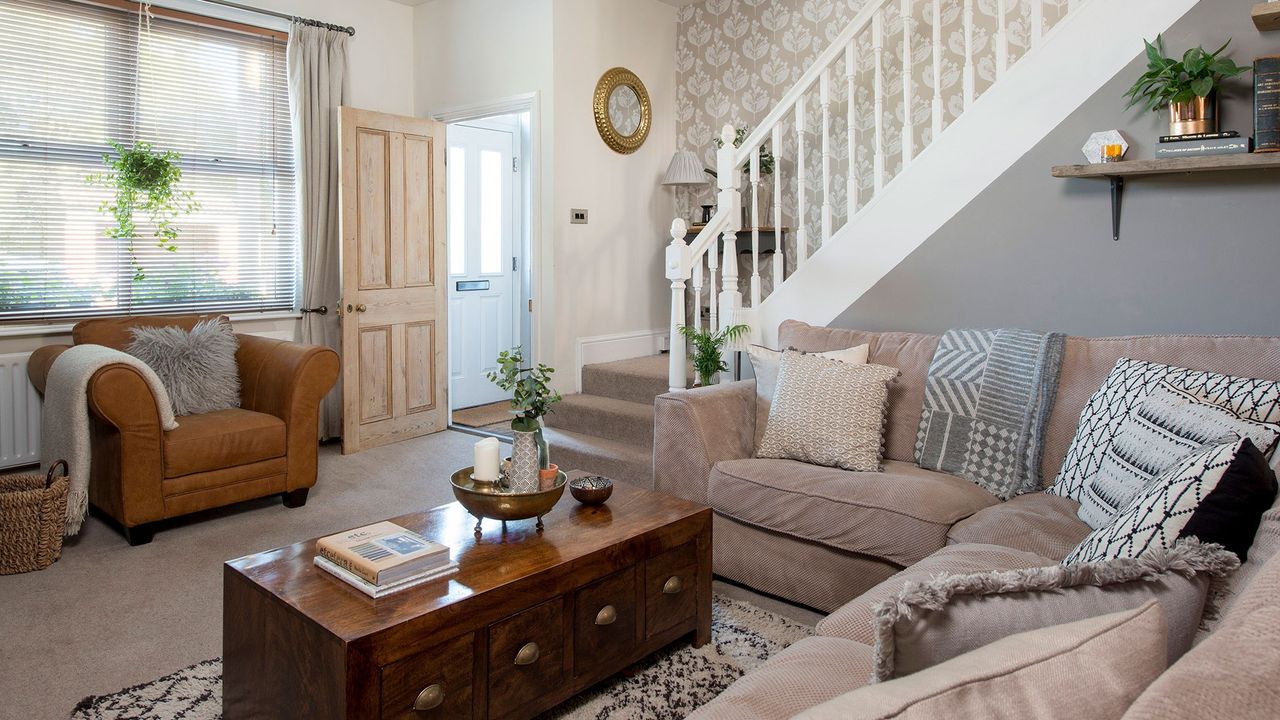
[{"xmin": 509, "ymin": 429, "xmax": 541, "ymax": 493}]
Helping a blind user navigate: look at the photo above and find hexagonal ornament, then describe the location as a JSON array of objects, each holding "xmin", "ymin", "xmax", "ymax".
[{"xmin": 1082, "ymin": 130, "xmax": 1128, "ymax": 164}]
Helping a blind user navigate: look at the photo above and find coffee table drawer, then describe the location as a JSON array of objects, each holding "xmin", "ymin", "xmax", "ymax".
[
  {"xmin": 380, "ymin": 632, "xmax": 474, "ymax": 720},
  {"xmin": 573, "ymin": 567, "xmax": 638, "ymax": 676},
  {"xmin": 488, "ymin": 598, "xmax": 565, "ymax": 719},
  {"xmin": 645, "ymin": 542, "xmax": 698, "ymax": 639}
]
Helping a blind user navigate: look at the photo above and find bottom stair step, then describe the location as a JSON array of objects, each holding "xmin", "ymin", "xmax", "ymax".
[{"xmin": 542, "ymin": 427, "xmax": 653, "ymax": 490}]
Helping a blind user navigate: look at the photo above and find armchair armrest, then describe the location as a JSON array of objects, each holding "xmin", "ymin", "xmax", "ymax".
[
  {"xmin": 653, "ymin": 380, "xmax": 757, "ymax": 505},
  {"xmin": 235, "ymin": 334, "xmax": 339, "ymax": 490},
  {"xmin": 27, "ymin": 344, "xmax": 71, "ymax": 396},
  {"xmin": 86, "ymin": 364, "xmax": 167, "ymax": 524}
]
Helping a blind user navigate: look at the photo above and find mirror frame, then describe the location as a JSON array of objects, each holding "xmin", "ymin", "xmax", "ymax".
[{"xmin": 593, "ymin": 67, "xmax": 651, "ymax": 155}]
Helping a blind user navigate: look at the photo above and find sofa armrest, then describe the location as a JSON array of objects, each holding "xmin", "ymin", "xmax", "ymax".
[
  {"xmin": 653, "ymin": 380, "xmax": 757, "ymax": 505},
  {"xmin": 235, "ymin": 334, "xmax": 340, "ymax": 490},
  {"xmin": 86, "ymin": 364, "xmax": 167, "ymax": 524},
  {"xmin": 27, "ymin": 344, "xmax": 71, "ymax": 396}
]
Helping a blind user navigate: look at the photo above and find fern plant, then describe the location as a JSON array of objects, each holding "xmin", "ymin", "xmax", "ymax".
[{"xmin": 678, "ymin": 324, "xmax": 749, "ymax": 386}]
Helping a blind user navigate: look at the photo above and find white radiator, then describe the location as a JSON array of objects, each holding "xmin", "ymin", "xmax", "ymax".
[{"xmin": 0, "ymin": 352, "xmax": 40, "ymax": 470}]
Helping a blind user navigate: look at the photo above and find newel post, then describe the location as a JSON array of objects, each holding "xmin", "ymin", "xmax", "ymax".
[
  {"xmin": 715, "ymin": 124, "xmax": 744, "ymax": 382},
  {"xmin": 666, "ymin": 217, "xmax": 690, "ymax": 392}
]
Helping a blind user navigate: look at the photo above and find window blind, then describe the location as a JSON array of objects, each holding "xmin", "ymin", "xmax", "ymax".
[{"xmin": 0, "ymin": 0, "xmax": 298, "ymax": 323}]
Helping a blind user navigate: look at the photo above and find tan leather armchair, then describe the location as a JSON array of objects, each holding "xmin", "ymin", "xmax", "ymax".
[{"xmin": 27, "ymin": 314, "xmax": 339, "ymax": 545}]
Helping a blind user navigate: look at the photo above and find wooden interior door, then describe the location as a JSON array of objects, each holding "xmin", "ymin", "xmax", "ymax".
[{"xmin": 339, "ymin": 107, "xmax": 447, "ymax": 454}]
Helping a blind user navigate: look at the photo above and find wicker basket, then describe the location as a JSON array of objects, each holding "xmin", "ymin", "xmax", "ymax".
[{"xmin": 0, "ymin": 460, "xmax": 69, "ymax": 575}]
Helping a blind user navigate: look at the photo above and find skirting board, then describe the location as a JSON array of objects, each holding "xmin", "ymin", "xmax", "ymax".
[{"xmin": 575, "ymin": 330, "xmax": 668, "ymax": 393}]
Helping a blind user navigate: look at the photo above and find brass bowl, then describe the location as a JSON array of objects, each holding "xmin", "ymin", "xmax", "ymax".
[{"xmin": 450, "ymin": 466, "xmax": 566, "ymax": 535}]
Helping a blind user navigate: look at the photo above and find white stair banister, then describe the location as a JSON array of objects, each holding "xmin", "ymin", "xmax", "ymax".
[
  {"xmin": 665, "ymin": 218, "xmax": 690, "ymax": 393},
  {"xmin": 872, "ymin": 9, "xmax": 885, "ymax": 192},
  {"xmin": 691, "ymin": 249, "xmax": 704, "ymax": 331},
  {"xmin": 750, "ymin": 146, "xmax": 761, "ymax": 307},
  {"xmin": 901, "ymin": 0, "xmax": 914, "ymax": 164},
  {"xmin": 795, "ymin": 98, "xmax": 808, "ymax": 266},
  {"xmin": 820, "ymin": 67, "xmax": 832, "ymax": 245},
  {"xmin": 771, "ymin": 123, "xmax": 784, "ymax": 294}
]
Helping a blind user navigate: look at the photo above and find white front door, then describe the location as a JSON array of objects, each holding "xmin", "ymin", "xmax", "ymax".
[{"xmin": 447, "ymin": 122, "xmax": 518, "ymax": 409}]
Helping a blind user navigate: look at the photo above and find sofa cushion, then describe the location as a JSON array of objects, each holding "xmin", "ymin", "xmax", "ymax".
[
  {"xmin": 1214, "ymin": 494, "xmax": 1280, "ymax": 627},
  {"xmin": 127, "ymin": 318, "xmax": 242, "ymax": 417},
  {"xmin": 72, "ymin": 314, "xmax": 229, "ymax": 351},
  {"xmin": 1122, "ymin": 552, "xmax": 1280, "ymax": 720},
  {"xmin": 686, "ymin": 636, "xmax": 873, "ymax": 720},
  {"xmin": 709, "ymin": 458, "xmax": 999, "ymax": 567},
  {"xmin": 947, "ymin": 492, "xmax": 1092, "ymax": 561},
  {"xmin": 799, "ymin": 602, "xmax": 1167, "ymax": 720},
  {"xmin": 163, "ymin": 408, "xmax": 286, "ymax": 478},
  {"xmin": 748, "ymin": 343, "xmax": 868, "ymax": 447},
  {"xmin": 816, "ymin": 543, "xmax": 1056, "ymax": 644},
  {"xmin": 868, "ymin": 540, "xmax": 1237, "ymax": 682},
  {"xmin": 756, "ymin": 354, "xmax": 900, "ymax": 472}
]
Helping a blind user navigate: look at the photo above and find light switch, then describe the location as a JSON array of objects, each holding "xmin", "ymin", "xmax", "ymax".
[{"xmin": 570, "ymin": 208, "xmax": 588, "ymax": 224}]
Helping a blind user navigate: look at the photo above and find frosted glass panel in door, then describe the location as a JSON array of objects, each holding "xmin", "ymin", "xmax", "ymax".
[
  {"xmin": 448, "ymin": 146, "xmax": 466, "ymax": 276},
  {"xmin": 480, "ymin": 149, "xmax": 503, "ymax": 274}
]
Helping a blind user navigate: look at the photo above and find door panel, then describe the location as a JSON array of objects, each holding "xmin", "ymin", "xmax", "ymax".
[
  {"xmin": 340, "ymin": 107, "xmax": 448, "ymax": 454},
  {"xmin": 448, "ymin": 123, "xmax": 518, "ymax": 410}
]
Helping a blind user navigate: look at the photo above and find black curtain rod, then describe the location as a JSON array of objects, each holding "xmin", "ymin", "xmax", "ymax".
[{"xmin": 194, "ymin": 0, "xmax": 355, "ymax": 36}]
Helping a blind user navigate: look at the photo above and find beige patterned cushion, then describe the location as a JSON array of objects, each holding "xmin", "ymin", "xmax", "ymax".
[
  {"xmin": 798, "ymin": 602, "xmax": 1167, "ymax": 720},
  {"xmin": 868, "ymin": 541, "xmax": 1237, "ymax": 682},
  {"xmin": 756, "ymin": 351, "xmax": 900, "ymax": 472},
  {"xmin": 748, "ymin": 343, "xmax": 869, "ymax": 447}
]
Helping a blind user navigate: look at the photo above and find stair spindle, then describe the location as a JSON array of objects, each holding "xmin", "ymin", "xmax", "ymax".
[
  {"xmin": 750, "ymin": 146, "xmax": 761, "ymax": 307},
  {"xmin": 995, "ymin": 0, "xmax": 1008, "ymax": 77},
  {"xmin": 931, "ymin": 0, "xmax": 943, "ymax": 142},
  {"xmin": 707, "ymin": 243, "xmax": 719, "ymax": 332},
  {"xmin": 901, "ymin": 0, "xmax": 914, "ymax": 164},
  {"xmin": 691, "ymin": 248, "xmax": 704, "ymax": 331},
  {"xmin": 795, "ymin": 96, "xmax": 808, "ymax": 265},
  {"xmin": 845, "ymin": 42, "xmax": 857, "ymax": 219},
  {"xmin": 963, "ymin": 0, "xmax": 975, "ymax": 109},
  {"xmin": 872, "ymin": 10, "xmax": 885, "ymax": 193},
  {"xmin": 820, "ymin": 67, "xmax": 833, "ymax": 245},
  {"xmin": 771, "ymin": 123, "xmax": 783, "ymax": 294}
]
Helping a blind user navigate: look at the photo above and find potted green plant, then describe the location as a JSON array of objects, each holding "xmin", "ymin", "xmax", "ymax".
[
  {"xmin": 487, "ymin": 346, "xmax": 561, "ymax": 491},
  {"xmin": 712, "ymin": 127, "xmax": 776, "ymax": 227},
  {"xmin": 1124, "ymin": 36, "xmax": 1249, "ymax": 136},
  {"xmin": 678, "ymin": 323, "xmax": 749, "ymax": 387},
  {"xmin": 87, "ymin": 140, "xmax": 199, "ymax": 281}
]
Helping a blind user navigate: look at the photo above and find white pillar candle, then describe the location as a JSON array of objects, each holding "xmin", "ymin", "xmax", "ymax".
[{"xmin": 473, "ymin": 437, "xmax": 501, "ymax": 482}]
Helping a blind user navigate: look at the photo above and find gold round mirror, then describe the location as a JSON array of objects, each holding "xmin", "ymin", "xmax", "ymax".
[{"xmin": 593, "ymin": 67, "xmax": 650, "ymax": 154}]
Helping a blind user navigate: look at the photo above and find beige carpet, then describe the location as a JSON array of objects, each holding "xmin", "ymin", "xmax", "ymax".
[
  {"xmin": 453, "ymin": 400, "xmax": 513, "ymax": 429},
  {"xmin": 0, "ymin": 430, "xmax": 819, "ymax": 720}
]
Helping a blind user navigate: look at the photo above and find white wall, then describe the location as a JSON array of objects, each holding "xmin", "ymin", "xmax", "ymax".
[{"xmin": 550, "ymin": 0, "xmax": 677, "ymax": 384}]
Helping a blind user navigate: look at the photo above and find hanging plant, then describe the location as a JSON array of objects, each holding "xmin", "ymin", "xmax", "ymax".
[{"xmin": 87, "ymin": 141, "xmax": 198, "ymax": 281}]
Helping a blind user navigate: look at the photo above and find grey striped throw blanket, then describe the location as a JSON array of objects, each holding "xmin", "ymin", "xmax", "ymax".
[{"xmin": 914, "ymin": 329, "xmax": 1065, "ymax": 499}]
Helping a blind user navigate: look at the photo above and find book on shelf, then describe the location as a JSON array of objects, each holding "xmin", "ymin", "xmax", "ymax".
[
  {"xmin": 1158, "ymin": 131, "xmax": 1239, "ymax": 143},
  {"xmin": 315, "ymin": 520, "xmax": 451, "ymax": 585},
  {"xmin": 1256, "ymin": 55, "xmax": 1280, "ymax": 153},
  {"xmin": 314, "ymin": 556, "xmax": 458, "ymax": 598},
  {"xmin": 1154, "ymin": 137, "xmax": 1252, "ymax": 158}
]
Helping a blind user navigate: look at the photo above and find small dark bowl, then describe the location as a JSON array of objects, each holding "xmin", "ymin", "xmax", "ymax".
[{"xmin": 569, "ymin": 475, "xmax": 614, "ymax": 505}]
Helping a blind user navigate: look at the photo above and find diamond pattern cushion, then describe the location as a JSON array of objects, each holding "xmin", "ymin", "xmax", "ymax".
[
  {"xmin": 1065, "ymin": 437, "xmax": 1279, "ymax": 565},
  {"xmin": 1050, "ymin": 358, "xmax": 1280, "ymax": 501},
  {"xmin": 756, "ymin": 351, "xmax": 900, "ymax": 472},
  {"xmin": 1077, "ymin": 382, "xmax": 1280, "ymax": 528},
  {"xmin": 748, "ymin": 343, "xmax": 868, "ymax": 448}
]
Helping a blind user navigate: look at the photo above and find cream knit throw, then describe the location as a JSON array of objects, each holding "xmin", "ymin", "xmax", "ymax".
[{"xmin": 41, "ymin": 344, "xmax": 179, "ymax": 535}]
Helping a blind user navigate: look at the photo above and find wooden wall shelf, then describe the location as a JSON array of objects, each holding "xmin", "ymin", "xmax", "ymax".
[
  {"xmin": 1051, "ymin": 152, "xmax": 1280, "ymax": 241},
  {"xmin": 1253, "ymin": 1, "xmax": 1280, "ymax": 31}
]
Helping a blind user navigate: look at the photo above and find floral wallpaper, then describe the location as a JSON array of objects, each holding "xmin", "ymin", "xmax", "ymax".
[{"xmin": 673, "ymin": 0, "xmax": 1070, "ymax": 303}]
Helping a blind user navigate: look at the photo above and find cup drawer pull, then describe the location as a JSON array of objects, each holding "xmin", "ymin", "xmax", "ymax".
[
  {"xmin": 663, "ymin": 575, "xmax": 683, "ymax": 595},
  {"xmin": 514, "ymin": 642, "xmax": 540, "ymax": 666},
  {"xmin": 595, "ymin": 604, "xmax": 617, "ymax": 626},
  {"xmin": 413, "ymin": 684, "xmax": 444, "ymax": 711}
]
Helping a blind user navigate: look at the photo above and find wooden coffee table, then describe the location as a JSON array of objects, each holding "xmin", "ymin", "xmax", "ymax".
[{"xmin": 223, "ymin": 474, "xmax": 712, "ymax": 720}]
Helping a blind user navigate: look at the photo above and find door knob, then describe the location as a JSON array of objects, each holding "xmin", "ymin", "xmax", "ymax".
[
  {"xmin": 663, "ymin": 576, "xmax": 683, "ymax": 595},
  {"xmin": 514, "ymin": 642, "xmax": 540, "ymax": 666},
  {"xmin": 412, "ymin": 684, "xmax": 444, "ymax": 711},
  {"xmin": 355, "ymin": 303, "xmax": 367, "ymax": 312},
  {"xmin": 595, "ymin": 604, "xmax": 617, "ymax": 626}
]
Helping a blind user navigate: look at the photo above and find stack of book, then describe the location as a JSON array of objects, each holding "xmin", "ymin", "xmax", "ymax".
[
  {"xmin": 314, "ymin": 521, "xmax": 456, "ymax": 598},
  {"xmin": 1155, "ymin": 131, "xmax": 1252, "ymax": 158}
]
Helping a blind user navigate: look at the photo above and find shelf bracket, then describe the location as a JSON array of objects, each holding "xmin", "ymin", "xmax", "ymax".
[{"xmin": 1109, "ymin": 176, "xmax": 1123, "ymax": 242}]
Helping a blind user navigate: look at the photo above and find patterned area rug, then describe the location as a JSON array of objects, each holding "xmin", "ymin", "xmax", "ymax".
[{"xmin": 71, "ymin": 595, "xmax": 811, "ymax": 720}]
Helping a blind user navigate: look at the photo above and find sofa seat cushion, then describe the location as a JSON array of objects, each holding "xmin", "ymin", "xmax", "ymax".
[
  {"xmin": 816, "ymin": 543, "xmax": 1056, "ymax": 644},
  {"xmin": 947, "ymin": 492, "xmax": 1092, "ymax": 561},
  {"xmin": 163, "ymin": 408, "xmax": 286, "ymax": 478},
  {"xmin": 687, "ymin": 636, "xmax": 873, "ymax": 720},
  {"xmin": 709, "ymin": 459, "xmax": 1000, "ymax": 567}
]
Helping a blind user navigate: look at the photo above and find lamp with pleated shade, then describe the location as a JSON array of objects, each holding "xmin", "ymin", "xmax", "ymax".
[{"xmin": 661, "ymin": 150, "xmax": 709, "ymax": 186}]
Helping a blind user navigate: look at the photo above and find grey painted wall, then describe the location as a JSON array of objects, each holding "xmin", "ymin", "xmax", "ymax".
[{"xmin": 833, "ymin": 0, "xmax": 1280, "ymax": 338}]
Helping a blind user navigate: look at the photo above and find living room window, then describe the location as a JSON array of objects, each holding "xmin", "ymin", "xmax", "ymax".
[{"xmin": 0, "ymin": 0, "xmax": 297, "ymax": 323}]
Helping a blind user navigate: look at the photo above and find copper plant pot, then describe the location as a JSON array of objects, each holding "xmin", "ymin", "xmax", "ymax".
[{"xmin": 1168, "ymin": 93, "xmax": 1217, "ymax": 136}]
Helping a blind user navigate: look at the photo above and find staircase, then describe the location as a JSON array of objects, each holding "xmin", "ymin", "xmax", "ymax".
[
  {"xmin": 543, "ymin": 356, "xmax": 691, "ymax": 488},
  {"xmin": 664, "ymin": 0, "xmax": 1199, "ymax": 387}
]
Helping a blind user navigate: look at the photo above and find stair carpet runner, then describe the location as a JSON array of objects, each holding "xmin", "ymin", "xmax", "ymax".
[{"xmin": 544, "ymin": 355, "xmax": 692, "ymax": 489}]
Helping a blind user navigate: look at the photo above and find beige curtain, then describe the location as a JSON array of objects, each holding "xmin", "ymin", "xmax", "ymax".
[{"xmin": 288, "ymin": 24, "xmax": 349, "ymax": 439}]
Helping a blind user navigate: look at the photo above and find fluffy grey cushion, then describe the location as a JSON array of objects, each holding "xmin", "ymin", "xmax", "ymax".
[{"xmin": 127, "ymin": 318, "xmax": 241, "ymax": 416}]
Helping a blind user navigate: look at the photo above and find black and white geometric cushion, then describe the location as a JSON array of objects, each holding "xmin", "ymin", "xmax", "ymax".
[
  {"xmin": 1076, "ymin": 382, "xmax": 1280, "ymax": 528},
  {"xmin": 1049, "ymin": 358, "xmax": 1280, "ymax": 502},
  {"xmin": 1064, "ymin": 436, "xmax": 1278, "ymax": 564}
]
